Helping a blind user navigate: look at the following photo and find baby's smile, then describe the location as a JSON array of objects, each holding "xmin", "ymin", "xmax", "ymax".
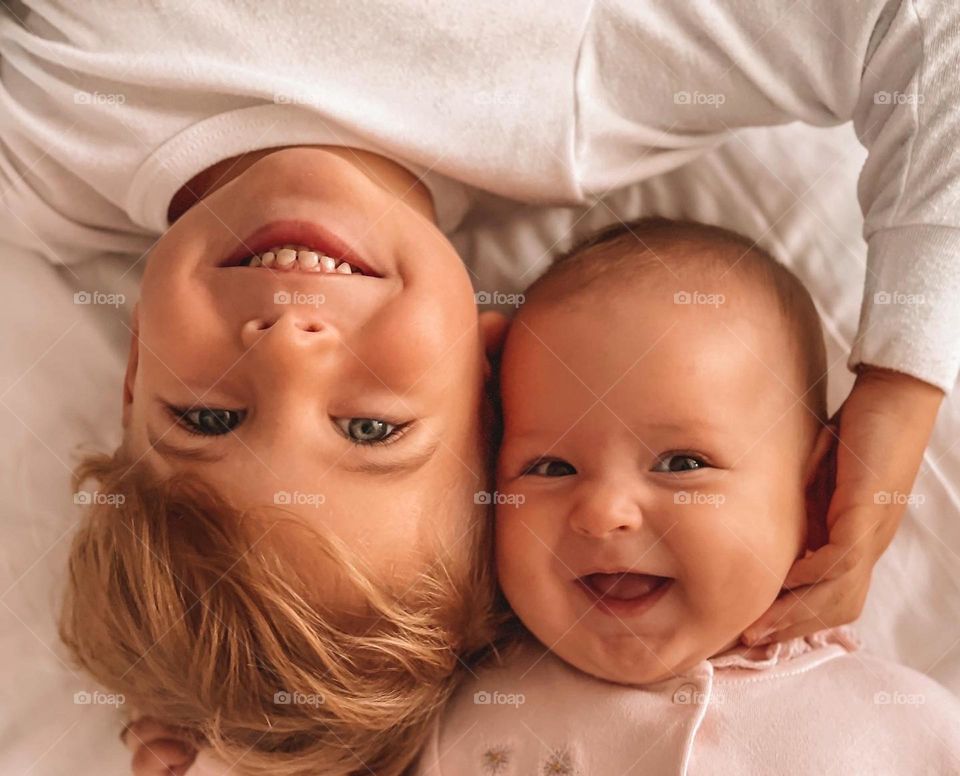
[{"xmin": 576, "ymin": 571, "xmax": 674, "ymax": 617}]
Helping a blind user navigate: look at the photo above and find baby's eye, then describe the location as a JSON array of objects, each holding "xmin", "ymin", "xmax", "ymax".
[
  {"xmin": 170, "ymin": 406, "xmax": 244, "ymax": 436},
  {"xmin": 524, "ymin": 459, "xmax": 577, "ymax": 477},
  {"xmin": 335, "ymin": 417, "xmax": 403, "ymax": 445},
  {"xmin": 653, "ymin": 453, "xmax": 710, "ymax": 473}
]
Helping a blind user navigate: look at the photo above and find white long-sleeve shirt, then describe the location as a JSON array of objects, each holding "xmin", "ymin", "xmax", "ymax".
[{"xmin": 1, "ymin": 1, "xmax": 958, "ymax": 391}]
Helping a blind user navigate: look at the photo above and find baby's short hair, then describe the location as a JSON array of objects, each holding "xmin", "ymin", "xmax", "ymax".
[
  {"xmin": 60, "ymin": 449, "xmax": 502, "ymax": 775},
  {"xmin": 524, "ymin": 217, "xmax": 829, "ymax": 426}
]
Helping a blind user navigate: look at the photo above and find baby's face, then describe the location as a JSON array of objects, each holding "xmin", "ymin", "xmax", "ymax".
[
  {"xmin": 123, "ymin": 147, "xmax": 499, "ymax": 599},
  {"xmin": 497, "ymin": 282, "xmax": 818, "ymax": 685}
]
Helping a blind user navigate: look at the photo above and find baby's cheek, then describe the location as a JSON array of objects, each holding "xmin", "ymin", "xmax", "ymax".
[
  {"xmin": 680, "ymin": 527, "xmax": 783, "ymax": 632},
  {"xmin": 494, "ymin": 508, "xmax": 537, "ymax": 597}
]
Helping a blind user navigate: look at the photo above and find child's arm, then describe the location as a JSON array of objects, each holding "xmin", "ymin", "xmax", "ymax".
[{"xmin": 586, "ymin": 0, "xmax": 960, "ymax": 393}]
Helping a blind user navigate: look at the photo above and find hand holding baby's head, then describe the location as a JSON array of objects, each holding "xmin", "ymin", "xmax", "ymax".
[{"xmin": 495, "ymin": 218, "xmax": 834, "ymax": 685}]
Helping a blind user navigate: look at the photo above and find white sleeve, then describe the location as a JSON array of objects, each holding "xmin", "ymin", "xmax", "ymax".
[
  {"xmin": 846, "ymin": 0, "xmax": 960, "ymax": 393},
  {"xmin": 581, "ymin": 0, "xmax": 960, "ymax": 392}
]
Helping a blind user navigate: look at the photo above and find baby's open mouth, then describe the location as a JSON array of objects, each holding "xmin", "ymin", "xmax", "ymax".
[
  {"xmin": 579, "ymin": 572, "xmax": 669, "ymax": 601},
  {"xmin": 576, "ymin": 572, "xmax": 674, "ymax": 616}
]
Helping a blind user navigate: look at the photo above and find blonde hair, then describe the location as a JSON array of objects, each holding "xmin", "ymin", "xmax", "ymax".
[{"xmin": 60, "ymin": 449, "xmax": 503, "ymax": 775}]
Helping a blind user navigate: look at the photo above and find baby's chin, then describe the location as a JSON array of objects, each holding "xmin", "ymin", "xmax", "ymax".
[{"xmin": 555, "ymin": 629, "xmax": 735, "ymax": 687}]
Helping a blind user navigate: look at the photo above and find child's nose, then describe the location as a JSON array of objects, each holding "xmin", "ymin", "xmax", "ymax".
[
  {"xmin": 239, "ymin": 311, "xmax": 336, "ymax": 348},
  {"xmin": 569, "ymin": 484, "xmax": 643, "ymax": 538}
]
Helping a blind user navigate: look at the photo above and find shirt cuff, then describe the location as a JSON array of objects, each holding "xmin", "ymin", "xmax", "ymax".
[{"xmin": 848, "ymin": 225, "xmax": 960, "ymax": 394}]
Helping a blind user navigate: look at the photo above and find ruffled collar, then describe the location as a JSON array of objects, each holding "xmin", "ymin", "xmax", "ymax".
[{"xmin": 706, "ymin": 625, "xmax": 862, "ymax": 672}]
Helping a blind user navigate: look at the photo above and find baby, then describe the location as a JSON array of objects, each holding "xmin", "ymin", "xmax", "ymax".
[{"xmin": 415, "ymin": 218, "xmax": 960, "ymax": 774}]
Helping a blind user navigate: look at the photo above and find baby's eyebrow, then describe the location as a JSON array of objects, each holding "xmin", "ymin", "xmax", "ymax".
[{"xmin": 641, "ymin": 418, "xmax": 725, "ymax": 434}]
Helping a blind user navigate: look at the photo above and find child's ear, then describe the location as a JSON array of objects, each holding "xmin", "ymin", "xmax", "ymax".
[
  {"xmin": 801, "ymin": 420, "xmax": 838, "ymax": 554},
  {"xmin": 121, "ymin": 304, "xmax": 140, "ymax": 430},
  {"xmin": 478, "ymin": 311, "xmax": 509, "ymax": 379}
]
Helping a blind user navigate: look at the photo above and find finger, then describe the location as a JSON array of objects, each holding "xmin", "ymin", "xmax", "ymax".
[
  {"xmin": 743, "ymin": 575, "xmax": 869, "ymax": 646},
  {"xmin": 784, "ymin": 542, "xmax": 862, "ymax": 589},
  {"xmin": 750, "ymin": 618, "xmax": 827, "ymax": 646},
  {"xmin": 741, "ymin": 585, "xmax": 821, "ymax": 644}
]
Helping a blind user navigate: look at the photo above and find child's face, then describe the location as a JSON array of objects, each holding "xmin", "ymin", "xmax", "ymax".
[
  {"xmin": 496, "ymin": 279, "xmax": 823, "ymax": 685},
  {"xmin": 122, "ymin": 147, "xmax": 499, "ymax": 599}
]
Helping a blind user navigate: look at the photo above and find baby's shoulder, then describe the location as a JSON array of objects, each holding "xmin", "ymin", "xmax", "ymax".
[
  {"xmin": 755, "ymin": 649, "xmax": 960, "ymax": 767},
  {"xmin": 796, "ymin": 648, "xmax": 960, "ymax": 710}
]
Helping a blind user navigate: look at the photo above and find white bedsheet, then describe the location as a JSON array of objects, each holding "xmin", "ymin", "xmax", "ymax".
[{"xmin": 1, "ymin": 122, "xmax": 957, "ymax": 775}]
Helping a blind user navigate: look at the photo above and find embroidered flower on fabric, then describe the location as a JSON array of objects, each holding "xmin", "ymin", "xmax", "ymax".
[
  {"xmin": 481, "ymin": 744, "xmax": 511, "ymax": 774},
  {"xmin": 541, "ymin": 748, "xmax": 578, "ymax": 775}
]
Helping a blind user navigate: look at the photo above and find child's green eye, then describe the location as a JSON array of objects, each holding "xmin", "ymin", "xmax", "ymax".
[
  {"xmin": 653, "ymin": 453, "xmax": 709, "ymax": 473},
  {"xmin": 524, "ymin": 459, "xmax": 577, "ymax": 477},
  {"xmin": 169, "ymin": 406, "xmax": 244, "ymax": 436},
  {"xmin": 335, "ymin": 417, "xmax": 402, "ymax": 445}
]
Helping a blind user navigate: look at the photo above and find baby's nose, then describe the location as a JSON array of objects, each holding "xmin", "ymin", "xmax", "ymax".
[{"xmin": 569, "ymin": 485, "xmax": 643, "ymax": 538}]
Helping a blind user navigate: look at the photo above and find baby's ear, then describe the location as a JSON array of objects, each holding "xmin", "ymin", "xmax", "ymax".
[
  {"xmin": 801, "ymin": 420, "xmax": 838, "ymax": 552},
  {"xmin": 122, "ymin": 304, "xmax": 140, "ymax": 429}
]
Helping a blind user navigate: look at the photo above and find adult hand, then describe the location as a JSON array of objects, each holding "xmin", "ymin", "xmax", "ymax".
[{"xmin": 742, "ymin": 365, "xmax": 945, "ymax": 646}]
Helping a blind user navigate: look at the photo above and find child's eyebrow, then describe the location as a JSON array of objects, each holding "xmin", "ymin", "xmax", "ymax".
[
  {"xmin": 147, "ymin": 429, "xmax": 226, "ymax": 463},
  {"xmin": 338, "ymin": 437, "xmax": 440, "ymax": 476}
]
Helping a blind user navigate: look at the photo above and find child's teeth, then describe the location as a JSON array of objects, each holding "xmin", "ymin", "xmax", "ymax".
[
  {"xmin": 298, "ymin": 250, "xmax": 319, "ymax": 269},
  {"xmin": 276, "ymin": 248, "xmax": 297, "ymax": 267},
  {"xmin": 243, "ymin": 244, "xmax": 366, "ymax": 274}
]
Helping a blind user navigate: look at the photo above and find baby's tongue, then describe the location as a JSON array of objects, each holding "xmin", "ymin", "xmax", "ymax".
[{"xmin": 583, "ymin": 572, "xmax": 663, "ymax": 600}]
